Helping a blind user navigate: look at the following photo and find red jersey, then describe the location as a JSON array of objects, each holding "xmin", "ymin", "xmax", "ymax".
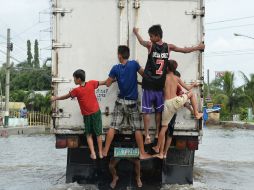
[{"xmin": 70, "ymin": 80, "xmax": 99, "ymax": 116}]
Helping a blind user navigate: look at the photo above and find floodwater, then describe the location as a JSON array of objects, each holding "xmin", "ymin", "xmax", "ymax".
[{"xmin": 0, "ymin": 126, "xmax": 254, "ymax": 190}]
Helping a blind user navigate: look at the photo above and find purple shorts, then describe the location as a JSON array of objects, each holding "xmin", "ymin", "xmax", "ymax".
[{"xmin": 142, "ymin": 89, "xmax": 164, "ymax": 113}]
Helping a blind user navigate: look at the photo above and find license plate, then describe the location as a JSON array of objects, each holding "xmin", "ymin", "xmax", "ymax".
[{"xmin": 114, "ymin": 147, "xmax": 139, "ymax": 158}]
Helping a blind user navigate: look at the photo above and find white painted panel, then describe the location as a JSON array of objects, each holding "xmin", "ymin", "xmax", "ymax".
[
  {"xmin": 128, "ymin": 0, "xmax": 203, "ymax": 130},
  {"xmin": 52, "ymin": 0, "xmax": 204, "ymax": 131},
  {"xmin": 53, "ymin": 0, "xmax": 122, "ymax": 128}
]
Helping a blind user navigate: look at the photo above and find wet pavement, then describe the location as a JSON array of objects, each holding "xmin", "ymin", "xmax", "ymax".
[{"xmin": 0, "ymin": 126, "xmax": 254, "ymax": 190}]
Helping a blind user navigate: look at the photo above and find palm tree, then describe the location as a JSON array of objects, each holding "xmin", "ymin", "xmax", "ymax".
[
  {"xmin": 212, "ymin": 72, "xmax": 244, "ymax": 119},
  {"xmin": 239, "ymin": 71, "xmax": 254, "ymax": 110}
]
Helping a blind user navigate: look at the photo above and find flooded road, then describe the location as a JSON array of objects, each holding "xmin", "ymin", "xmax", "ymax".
[
  {"xmin": 0, "ymin": 126, "xmax": 254, "ymax": 190},
  {"xmin": 194, "ymin": 126, "xmax": 254, "ymax": 190}
]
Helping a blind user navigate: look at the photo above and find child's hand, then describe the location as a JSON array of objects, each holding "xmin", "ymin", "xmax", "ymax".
[
  {"xmin": 193, "ymin": 82, "xmax": 199, "ymax": 87},
  {"xmin": 51, "ymin": 96, "xmax": 57, "ymax": 102},
  {"xmin": 198, "ymin": 43, "xmax": 205, "ymax": 51},
  {"xmin": 133, "ymin": 27, "xmax": 139, "ymax": 35}
]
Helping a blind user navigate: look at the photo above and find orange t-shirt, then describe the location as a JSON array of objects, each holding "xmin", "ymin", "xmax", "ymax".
[{"xmin": 70, "ymin": 80, "xmax": 99, "ymax": 116}]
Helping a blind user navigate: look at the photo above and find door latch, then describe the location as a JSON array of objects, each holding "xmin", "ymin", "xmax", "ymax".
[{"xmin": 185, "ymin": 7, "xmax": 205, "ymax": 18}]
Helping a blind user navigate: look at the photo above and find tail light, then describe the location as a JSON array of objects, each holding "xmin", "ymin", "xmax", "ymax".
[
  {"xmin": 67, "ymin": 136, "xmax": 79, "ymax": 148},
  {"xmin": 187, "ymin": 140, "xmax": 199, "ymax": 150},
  {"xmin": 176, "ymin": 139, "xmax": 186, "ymax": 150},
  {"xmin": 56, "ymin": 136, "xmax": 67, "ymax": 149}
]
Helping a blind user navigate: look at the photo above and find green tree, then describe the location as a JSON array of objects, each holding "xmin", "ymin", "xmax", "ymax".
[
  {"xmin": 211, "ymin": 72, "xmax": 244, "ymax": 120},
  {"xmin": 27, "ymin": 40, "xmax": 33, "ymax": 67},
  {"xmin": 240, "ymin": 71, "xmax": 254, "ymax": 110},
  {"xmin": 203, "ymin": 77, "xmax": 224, "ymax": 98},
  {"xmin": 10, "ymin": 90, "xmax": 29, "ymax": 102},
  {"xmin": 33, "ymin": 39, "xmax": 40, "ymax": 68},
  {"xmin": 222, "ymin": 72, "xmax": 235, "ymax": 112},
  {"xmin": 25, "ymin": 92, "xmax": 51, "ymax": 113}
]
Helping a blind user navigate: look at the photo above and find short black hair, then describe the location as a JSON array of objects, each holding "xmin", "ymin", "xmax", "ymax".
[
  {"xmin": 148, "ymin": 25, "xmax": 163, "ymax": 38},
  {"xmin": 118, "ymin": 45, "xmax": 130, "ymax": 59},
  {"xmin": 168, "ymin": 60, "xmax": 178, "ymax": 73},
  {"xmin": 73, "ymin": 69, "xmax": 86, "ymax": 82},
  {"xmin": 174, "ymin": 70, "xmax": 181, "ymax": 77}
]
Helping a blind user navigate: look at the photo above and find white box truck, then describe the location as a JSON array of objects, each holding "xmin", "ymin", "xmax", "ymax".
[{"xmin": 51, "ymin": 0, "xmax": 205, "ymax": 188}]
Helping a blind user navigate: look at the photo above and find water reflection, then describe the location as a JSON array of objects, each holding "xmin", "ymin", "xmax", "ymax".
[{"xmin": 0, "ymin": 127, "xmax": 253, "ymax": 190}]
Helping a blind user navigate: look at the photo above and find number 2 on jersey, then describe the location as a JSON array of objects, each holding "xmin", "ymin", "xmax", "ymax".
[{"xmin": 156, "ymin": 59, "xmax": 165, "ymax": 75}]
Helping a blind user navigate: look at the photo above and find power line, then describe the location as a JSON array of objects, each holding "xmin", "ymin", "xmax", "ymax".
[
  {"xmin": 206, "ymin": 23, "xmax": 254, "ymax": 31},
  {"xmin": 206, "ymin": 49, "xmax": 254, "ymax": 55},
  {"xmin": 0, "ymin": 18, "xmax": 9, "ymax": 28},
  {"xmin": 205, "ymin": 52, "xmax": 254, "ymax": 57},
  {"xmin": 206, "ymin": 50, "xmax": 254, "ymax": 55},
  {"xmin": 1, "ymin": 40, "xmax": 48, "ymax": 63},
  {"xmin": 0, "ymin": 43, "xmax": 26, "ymax": 59},
  {"xmin": 0, "ymin": 34, "xmax": 7, "ymax": 40},
  {"xmin": 0, "ymin": 49, "xmax": 23, "ymax": 63},
  {"xmin": 206, "ymin": 16, "xmax": 254, "ymax": 25},
  {"xmin": 12, "ymin": 21, "xmax": 40, "ymax": 39}
]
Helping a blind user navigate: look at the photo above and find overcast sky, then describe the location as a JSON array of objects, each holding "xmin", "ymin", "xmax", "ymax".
[
  {"xmin": 0, "ymin": 0, "xmax": 51, "ymax": 65},
  {"xmin": 0, "ymin": 0, "xmax": 254, "ymax": 86},
  {"xmin": 205, "ymin": 0, "xmax": 254, "ymax": 85}
]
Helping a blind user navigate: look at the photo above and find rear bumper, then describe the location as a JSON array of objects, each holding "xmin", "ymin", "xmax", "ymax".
[
  {"xmin": 65, "ymin": 147, "xmax": 196, "ymax": 187},
  {"xmin": 62, "ymin": 134, "xmax": 198, "ymax": 188}
]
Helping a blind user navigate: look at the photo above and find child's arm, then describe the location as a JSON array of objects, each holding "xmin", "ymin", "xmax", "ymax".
[
  {"xmin": 51, "ymin": 93, "xmax": 71, "ymax": 102},
  {"xmin": 178, "ymin": 77, "xmax": 198, "ymax": 91},
  {"xmin": 168, "ymin": 42, "xmax": 205, "ymax": 53},
  {"xmin": 137, "ymin": 67, "xmax": 144, "ymax": 77},
  {"xmin": 133, "ymin": 27, "xmax": 151, "ymax": 48},
  {"xmin": 105, "ymin": 77, "xmax": 115, "ymax": 87},
  {"xmin": 98, "ymin": 80, "xmax": 107, "ymax": 86}
]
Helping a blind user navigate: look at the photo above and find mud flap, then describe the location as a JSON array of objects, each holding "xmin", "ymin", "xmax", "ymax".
[
  {"xmin": 162, "ymin": 148, "xmax": 195, "ymax": 185},
  {"xmin": 66, "ymin": 147, "xmax": 111, "ymax": 185}
]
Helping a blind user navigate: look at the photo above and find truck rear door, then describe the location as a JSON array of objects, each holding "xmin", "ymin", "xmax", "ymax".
[
  {"xmin": 128, "ymin": 0, "xmax": 204, "ymax": 135},
  {"xmin": 52, "ymin": 0, "xmax": 204, "ymax": 136},
  {"xmin": 52, "ymin": 0, "xmax": 123, "ymax": 130}
]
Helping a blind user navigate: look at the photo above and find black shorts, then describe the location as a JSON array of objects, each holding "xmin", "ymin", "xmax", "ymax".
[{"xmin": 167, "ymin": 113, "xmax": 177, "ymax": 137}]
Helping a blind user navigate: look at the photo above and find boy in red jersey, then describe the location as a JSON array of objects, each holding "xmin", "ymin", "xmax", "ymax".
[{"xmin": 51, "ymin": 69, "xmax": 106, "ymax": 159}]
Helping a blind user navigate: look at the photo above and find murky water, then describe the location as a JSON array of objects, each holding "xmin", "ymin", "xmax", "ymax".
[{"xmin": 0, "ymin": 126, "xmax": 254, "ymax": 190}]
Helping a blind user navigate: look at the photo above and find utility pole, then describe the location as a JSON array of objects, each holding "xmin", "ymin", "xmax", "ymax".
[
  {"xmin": 4, "ymin": 28, "xmax": 11, "ymax": 128},
  {"xmin": 207, "ymin": 69, "xmax": 210, "ymax": 98}
]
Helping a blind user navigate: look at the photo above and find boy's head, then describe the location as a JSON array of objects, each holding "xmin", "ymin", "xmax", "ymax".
[
  {"xmin": 118, "ymin": 45, "xmax": 130, "ymax": 62},
  {"xmin": 168, "ymin": 60, "xmax": 178, "ymax": 73},
  {"xmin": 73, "ymin": 69, "xmax": 86, "ymax": 84},
  {"xmin": 148, "ymin": 25, "xmax": 163, "ymax": 43},
  {"xmin": 174, "ymin": 70, "xmax": 181, "ymax": 78}
]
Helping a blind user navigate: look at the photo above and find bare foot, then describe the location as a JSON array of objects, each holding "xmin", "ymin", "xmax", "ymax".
[
  {"xmin": 154, "ymin": 153, "xmax": 164, "ymax": 159},
  {"xmin": 102, "ymin": 148, "xmax": 108, "ymax": 157},
  {"xmin": 99, "ymin": 152, "xmax": 103, "ymax": 159},
  {"xmin": 90, "ymin": 153, "xmax": 97, "ymax": 160},
  {"xmin": 195, "ymin": 112, "xmax": 203, "ymax": 120},
  {"xmin": 163, "ymin": 154, "xmax": 167, "ymax": 159},
  {"xmin": 136, "ymin": 177, "xmax": 142, "ymax": 188},
  {"xmin": 110, "ymin": 176, "xmax": 119, "ymax": 189},
  {"xmin": 139, "ymin": 152, "xmax": 152, "ymax": 160},
  {"xmin": 152, "ymin": 146, "xmax": 159, "ymax": 153},
  {"xmin": 144, "ymin": 136, "xmax": 151, "ymax": 144}
]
